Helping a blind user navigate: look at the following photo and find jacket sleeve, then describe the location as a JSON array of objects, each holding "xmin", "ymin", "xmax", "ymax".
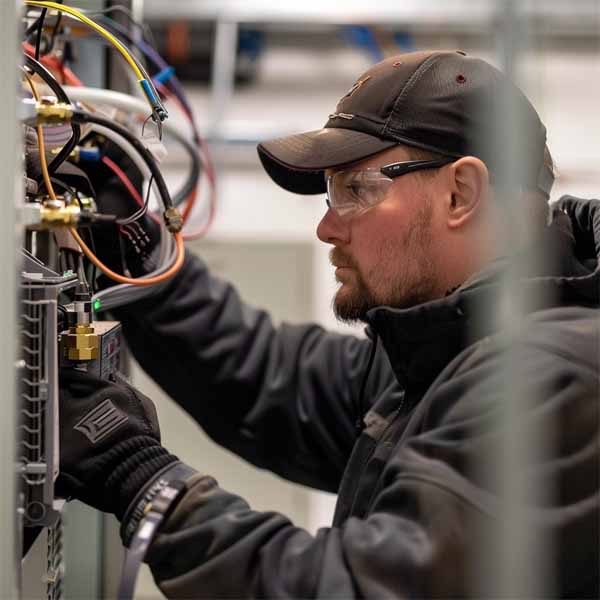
[
  {"xmin": 113, "ymin": 252, "xmax": 396, "ymax": 493},
  {"xmin": 143, "ymin": 313, "xmax": 599, "ymax": 599}
]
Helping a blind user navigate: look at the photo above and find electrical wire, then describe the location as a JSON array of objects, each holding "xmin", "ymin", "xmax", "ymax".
[
  {"xmin": 25, "ymin": 70, "xmax": 183, "ymax": 287},
  {"xmin": 116, "ymin": 175, "xmax": 153, "ymax": 226},
  {"xmin": 24, "ymin": 1, "xmax": 167, "ymax": 121},
  {"xmin": 70, "ymin": 228, "xmax": 184, "ymax": 287},
  {"xmin": 23, "ymin": 41, "xmax": 82, "ymax": 86},
  {"xmin": 34, "ymin": 8, "xmax": 47, "ymax": 60},
  {"xmin": 89, "ymin": 15, "xmax": 215, "ymax": 225},
  {"xmin": 23, "ymin": 54, "xmax": 81, "ymax": 178},
  {"xmin": 72, "ymin": 111, "xmax": 175, "ymax": 213},
  {"xmin": 24, "ymin": 54, "xmax": 68, "ymax": 101},
  {"xmin": 63, "ymin": 84, "xmax": 214, "ymax": 238},
  {"xmin": 86, "ymin": 123, "xmax": 169, "ymax": 267},
  {"xmin": 25, "ymin": 1, "xmax": 144, "ymax": 79},
  {"xmin": 23, "ymin": 70, "xmax": 57, "ymax": 201},
  {"xmin": 61, "ymin": 86, "xmax": 200, "ymax": 210},
  {"xmin": 101, "ymin": 156, "xmax": 160, "ymax": 226},
  {"xmin": 86, "ymin": 5, "xmax": 157, "ymax": 49}
]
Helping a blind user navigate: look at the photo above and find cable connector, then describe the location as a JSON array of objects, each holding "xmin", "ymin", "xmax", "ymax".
[
  {"xmin": 163, "ymin": 208, "xmax": 183, "ymax": 233},
  {"xmin": 36, "ymin": 98, "xmax": 73, "ymax": 125}
]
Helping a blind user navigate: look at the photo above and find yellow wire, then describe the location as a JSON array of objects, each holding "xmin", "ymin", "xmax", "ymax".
[
  {"xmin": 23, "ymin": 71, "xmax": 57, "ymax": 201},
  {"xmin": 25, "ymin": 1, "xmax": 144, "ymax": 80},
  {"xmin": 23, "ymin": 71, "xmax": 183, "ymax": 286}
]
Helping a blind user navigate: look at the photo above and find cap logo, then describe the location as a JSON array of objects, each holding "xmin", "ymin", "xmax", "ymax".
[
  {"xmin": 328, "ymin": 112, "xmax": 354, "ymax": 120},
  {"xmin": 341, "ymin": 75, "xmax": 371, "ymax": 100}
]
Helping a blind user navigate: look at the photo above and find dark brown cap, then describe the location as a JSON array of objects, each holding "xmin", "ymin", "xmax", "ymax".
[{"xmin": 257, "ymin": 50, "xmax": 552, "ymax": 197}]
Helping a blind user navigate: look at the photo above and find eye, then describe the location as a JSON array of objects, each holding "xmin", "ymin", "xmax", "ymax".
[{"xmin": 346, "ymin": 181, "xmax": 364, "ymax": 199}]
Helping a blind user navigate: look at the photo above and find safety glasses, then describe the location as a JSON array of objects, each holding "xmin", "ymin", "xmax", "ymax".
[{"xmin": 325, "ymin": 158, "xmax": 455, "ymax": 218}]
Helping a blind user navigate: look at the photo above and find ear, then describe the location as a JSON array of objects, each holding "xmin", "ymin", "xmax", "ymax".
[{"xmin": 445, "ymin": 156, "xmax": 489, "ymax": 229}]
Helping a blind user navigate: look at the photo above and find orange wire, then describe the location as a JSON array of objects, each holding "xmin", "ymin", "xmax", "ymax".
[
  {"xmin": 23, "ymin": 71, "xmax": 58, "ymax": 202},
  {"xmin": 70, "ymin": 228, "xmax": 185, "ymax": 286},
  {"xmin": 24, "ymin": 63, "xmax": 185, "ymax": 286}
]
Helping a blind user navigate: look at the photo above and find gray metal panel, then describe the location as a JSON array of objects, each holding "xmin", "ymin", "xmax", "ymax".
[{"xmin": 1, "ymin": 0, "xmax": 20, "ymax": 597}]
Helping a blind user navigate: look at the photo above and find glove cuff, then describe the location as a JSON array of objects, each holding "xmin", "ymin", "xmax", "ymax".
[
  {"xmin": 103, "ymin": 436, "xmax": 179, "ymax": 520},
  {"xmin": 120, "ymin": 461, "xmax": 197, "ymax": 546}
]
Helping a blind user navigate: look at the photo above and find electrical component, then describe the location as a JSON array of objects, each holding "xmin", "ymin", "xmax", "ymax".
[
  {"xmin": 61, "ymin": 324, "xmax": 99, "ymax": 361},
  {"xmin": 34, "ymin": 98, "xmax": 73, "ymax": 124},
  {"xmin": 25, "ymin": 1, "xmax": 169, "ymax": 125},
  {"xmin": 18, "ymin": 6, "xmax": 218, "ymax": 596}
]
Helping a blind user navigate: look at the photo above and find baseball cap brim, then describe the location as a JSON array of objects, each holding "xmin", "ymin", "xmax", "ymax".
[{"xmin": 257, "ymin": 128, "xmax": 397, "ymax": 195}]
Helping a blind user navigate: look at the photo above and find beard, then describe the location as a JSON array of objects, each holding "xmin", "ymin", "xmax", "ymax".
[{"xmin": 331, "ymin": 201, "xmax": 437, "ymax": 324}]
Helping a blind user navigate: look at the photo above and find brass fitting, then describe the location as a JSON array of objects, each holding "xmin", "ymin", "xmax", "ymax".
[
  {"xmin": 36, "ymin": 98, "xmax": 73, "ymax": 125},
  {"xmin": 62, "ymin": 324, "xmax": 99, "ymax": 361},
  {"xmin": 40, "ymin": 199, "xmax": 80, "ymax": 227},
  {"xmin": 71, "ymin": 196, "xmax": 96, "ymax": 213},
  {"xmin": 163, "ymin": 207, "xmax": 183, "ymax": 233}
]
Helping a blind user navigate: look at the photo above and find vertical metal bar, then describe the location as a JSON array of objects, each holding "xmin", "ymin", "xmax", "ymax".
[
  {"xmin": 130, "ymin": 0, "xmax": 145, "ymax": 24},
  {"xmin": 0, "ymin": 0, "xmax": 20, "ymax": 597},
  {"xmin": 209, "ymin": 19, "xmax": 239, "ymax": 140},
  {"xmin": 473, "ymin": 0, "xmax": 552, "ymax": 597}
]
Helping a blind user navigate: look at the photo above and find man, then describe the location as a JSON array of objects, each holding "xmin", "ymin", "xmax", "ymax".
[{"xmin": 59, "ymin": 50, "xmax": 599, "ymax": 597}]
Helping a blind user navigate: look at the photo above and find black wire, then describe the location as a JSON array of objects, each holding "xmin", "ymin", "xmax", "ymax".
[
  {"xmin": 117, "ymin": 175, "xmax": 154, "ymax": 225},
  {"xmin": 72, "ymin": 111, "xmax": 174, "ymax": 211},
  {"xmin": 49, "ymin": 177, "xmax": 76, "ymax": 195},
  {"xmin": 24, "ymin": 55, "xmax": 69, "ymax": 102},
  {"xmin": 23, "ymin": 55, "xmax": 82, "ymax": 179},
  {"xmin": 46, "ymin": 127, "xmax": 81, "ymax": 178},
  {"xmin": 47, "ymin": 13, "xmax": 63, "ymax": 55},
  {"xmin": 88, "ymin": 6, "xmax": 157, "ymax": 49},
  {"xmin": 34, "ymin": 9, "xmax": 47, "ymax": 60},
  {"xmin": 25, "ymin": 12, "xmax": 43, "ymax": 37}
]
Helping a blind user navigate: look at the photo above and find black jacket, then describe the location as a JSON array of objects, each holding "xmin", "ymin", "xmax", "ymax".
[{"xmin": 115, "ymin": 195, "xmax": 599, "ymax": 598}]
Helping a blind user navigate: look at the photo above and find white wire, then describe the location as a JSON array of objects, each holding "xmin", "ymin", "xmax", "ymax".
[{"xmin": 62, "ymin": 86, "xmax": 194, "ymax": 145}]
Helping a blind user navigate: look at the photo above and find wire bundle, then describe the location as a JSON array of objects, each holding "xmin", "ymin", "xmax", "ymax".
[{"xmin": 21, "ymin": 1, "xmax": 217, "ymax": 309}]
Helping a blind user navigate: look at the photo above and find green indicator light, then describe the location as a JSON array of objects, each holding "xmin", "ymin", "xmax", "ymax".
[{"xmin": 93, "ymin": 299, "xmax": 101, "ymax": 311}]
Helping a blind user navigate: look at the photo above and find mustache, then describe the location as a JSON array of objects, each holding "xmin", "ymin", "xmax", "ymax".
[{"xmin": 330, "ymin": 248, "xmax": 358, "ymax": 269}]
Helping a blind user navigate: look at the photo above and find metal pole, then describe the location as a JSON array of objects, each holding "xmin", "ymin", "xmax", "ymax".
[
  {"xmin": 473, "ymin": 0, "xmax": 553, "ymax": 596},
  {"xmin": 209, "ymin": 18, "xmax": 239, "ymax": 141},
  {"xmin": 0, "ymin": 0, "xmax": 20, "ymax": 597}
]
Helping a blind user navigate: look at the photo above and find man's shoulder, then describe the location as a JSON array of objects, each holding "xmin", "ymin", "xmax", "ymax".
[
  {"xmin": 452, "ymin": 304, "xmax": 598, "ymax": 377},
  {"xmin": 515, "ymin": 304, "xmax": 599, "ymax": 376},
  {"xmin": 418, "ymin": 304, "xmax": 598, "ymax": 434}
]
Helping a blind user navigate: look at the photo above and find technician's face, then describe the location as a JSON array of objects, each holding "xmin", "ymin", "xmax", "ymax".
[{"xmin": 317, "ymin": 147, "xmax": 441, "ymax": 323}]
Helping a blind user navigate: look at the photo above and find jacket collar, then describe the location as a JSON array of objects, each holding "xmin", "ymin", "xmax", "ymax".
[{"xmin": 365, "ymin": 196, "xmax": 600, "ymax": 392}]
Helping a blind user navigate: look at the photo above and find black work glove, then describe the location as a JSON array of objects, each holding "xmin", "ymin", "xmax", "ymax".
[{"xmin": 58, "ymin": 369, "xmax": 179, "ymax": 519}]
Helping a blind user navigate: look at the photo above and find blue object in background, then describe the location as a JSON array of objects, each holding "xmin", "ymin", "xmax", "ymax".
[
  {"xmin": 238, "ymin": 29, "xmax": 265, "ymax": 62},
  {"xmin": 341, "ymin": 26, "xmax": 384, "ymax": 63},
  {"xmin": 341, "ymin": 26, "xmax": 417, "ymax": 63},
  {"xmin": 394, "ymin": 32, "xmax": 416, "ymax": 52}
]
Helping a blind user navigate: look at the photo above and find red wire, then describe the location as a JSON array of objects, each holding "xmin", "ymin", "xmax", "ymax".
[
  {"xmin": 25, "ymin": 39, "xmax": 216, "ymax": 239},
  {"xmin": 23, "ymin": 42, "xmax": 83, "ymax": 87},
  {"xmin": 101, "ymin": 155, "xmax": 161, "ymax": 225}
]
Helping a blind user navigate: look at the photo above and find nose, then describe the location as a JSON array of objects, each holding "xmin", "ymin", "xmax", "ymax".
[{"xmin": 316, "ymin": 205, "xmax": 350, "ymax": 245}]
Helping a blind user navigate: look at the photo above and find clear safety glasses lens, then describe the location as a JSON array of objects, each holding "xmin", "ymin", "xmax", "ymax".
[{"xmin": 326, "ymin": 170, "xmax": 393, "ymax": 218}]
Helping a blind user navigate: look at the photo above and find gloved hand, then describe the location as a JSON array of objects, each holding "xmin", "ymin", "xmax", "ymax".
[
  {"xmin": 57, "ymin": 369, "xmax": 179, "ymax": 518},
  {"xmin": 84, "ymin": 143, "xmax": 162, "ymax": 284}
]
